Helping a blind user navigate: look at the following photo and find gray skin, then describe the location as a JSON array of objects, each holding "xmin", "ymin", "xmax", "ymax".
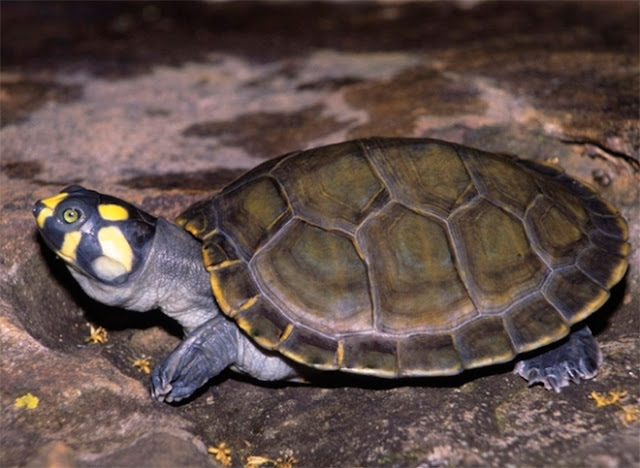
[
  {"xmin": 70, "ymin": 217, "xmax": 602, "ymax": 403},
  {"xmin": 70, "ymin": 218, "xmax": 299, "ymax": 402}
]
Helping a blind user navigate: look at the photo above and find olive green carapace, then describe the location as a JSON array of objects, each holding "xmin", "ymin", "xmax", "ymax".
[{"xmin": 177, "ymin": 138, "xmax": 629, "ymax": 377}]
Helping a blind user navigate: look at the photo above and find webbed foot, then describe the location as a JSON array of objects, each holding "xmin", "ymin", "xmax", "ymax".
[
  {"xmin": 514, "ymin": 326, "xmax": 602, "ymax": 392},
  {"xmin": 150, "ymin": 316, "xmax": 238, "ymax": 402}
]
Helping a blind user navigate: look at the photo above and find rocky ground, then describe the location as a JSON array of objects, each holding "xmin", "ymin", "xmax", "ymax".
[{"xmin": 1, "ymin": 2, "xmax": 638, "ymax": 467}]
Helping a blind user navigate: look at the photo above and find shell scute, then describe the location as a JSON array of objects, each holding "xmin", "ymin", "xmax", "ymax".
[
  {"xmin": 543, "ymin": 266, "xmax": 610, "ymax": 324},
  {"xmin": 397, "ymin": 334, "xmax": 463, "ymax": 376},
  {"xmin": 234, "ymin": 297, "xmax": 292, "ymax": 350},
  {"xmin": 252, "ymin": 220, "xmax": 373, "ymax": 335},
  {"xmin": 276, "ymin": 325, "xmax": 339, "ymax": 370},
  {"xmin": 357, "ymin": 203, "xmax": 476, "ymax": 333},
  {"xmin": 503, "ymin": 293, "xmax": 570, "ymax": 353},
  {"xmin": 216, "ymin": 177, "xmax": 291, "ymax": 260},
  {"xmin": 209, "ymin": 257, "xmax": 260, "ymax": 316},
  {"xmin": 271, "ymin": 141, "xmax": 388, "ymax": 233},
  {"xmin": 577, "ymin": 246, "xmax": 628, "ymax": 289},
  {"xmin": 341, "ymin": 335, "xmax": 398, "ymax": 376},
  {"xmin": 454, "ymin": 316, "xmax": 516, "ymax": 369},
  {"xmin": 524, "ymin": 195, "xmax": 589, "ymax": 267},
  {"xmin": 591, "ymin": 211, "xmax": 629, "ymax": 239},
  {"xmin": 363, "ymin": 138, "xmax": 474, "ymax": 217},
  {"xmin": 461, "ymin": 149, "xmax": 540, "ymax": 217},
  {"xmin": 449, "ymin": 198, "xmax": 547, "ymax": 312}
]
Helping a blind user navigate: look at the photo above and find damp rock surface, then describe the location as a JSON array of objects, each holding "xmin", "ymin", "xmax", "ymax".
[{"xmin": 1, "ymin": 2, "xmax": 638, "ymax": 467}]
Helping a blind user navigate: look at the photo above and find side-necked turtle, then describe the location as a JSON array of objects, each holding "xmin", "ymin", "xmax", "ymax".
[{"xmin": 33, "ymin": 138, "xmax": 629, "ymax": 402}]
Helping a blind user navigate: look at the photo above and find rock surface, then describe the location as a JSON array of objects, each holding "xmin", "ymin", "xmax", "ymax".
[{"xmin": 1, "ymin": 2, "xmax": 638, "ymax": 467}]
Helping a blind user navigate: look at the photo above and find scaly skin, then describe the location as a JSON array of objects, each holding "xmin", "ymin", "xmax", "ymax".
[{"xmin": 73, "ymin": 218, "xmax": 300, "ymax": 402}]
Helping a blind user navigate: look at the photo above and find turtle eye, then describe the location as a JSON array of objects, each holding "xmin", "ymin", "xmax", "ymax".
[{"xmin": 62, "ymin": 207, "xmax": 81, "ymax": 224}]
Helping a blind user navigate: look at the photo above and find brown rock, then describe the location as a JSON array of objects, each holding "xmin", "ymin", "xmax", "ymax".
[{"xmin": 1, "ymin": 2, "xmax": 637, "ymax": 467}]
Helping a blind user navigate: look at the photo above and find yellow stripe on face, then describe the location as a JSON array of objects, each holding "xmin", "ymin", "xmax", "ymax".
[
  {"xmin": 41, "ymin": 192, "xmax": 68, "ymax": 209},
  {"xmin": 36, "ymin": 207, "xmax": 53, "ymax": 228},
  {"xmin": 59, "ymin": 231, "xmax": 82, "ymax": 262},
  {"xmin": 98, "ymin": 204, "xmax": 129, "ymax": 221},
  {"xmin": 36, "ymin": 192, "xmax": 69, "ymax": 228},
  {"xmin": 97, "ymin": 226, "xmax": 133, "ymax": 272}
]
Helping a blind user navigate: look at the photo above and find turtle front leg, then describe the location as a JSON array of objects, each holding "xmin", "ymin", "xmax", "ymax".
[
  {"xmin": 514, "ymin": 326, "xmax": 603, "ymax": 392},
  {"xmin": 150, "ymin": 316, "xmax": 239, "ymax": 402}
]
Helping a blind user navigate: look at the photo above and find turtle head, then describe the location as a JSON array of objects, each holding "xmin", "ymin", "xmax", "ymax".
[{"xmin": 34, "ymin": 185, "xmax": 157, "ymax": 285}]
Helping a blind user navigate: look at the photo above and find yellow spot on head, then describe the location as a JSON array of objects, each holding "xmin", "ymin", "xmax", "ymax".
[
  {"xmin": 59, "ymin": 231, "xmax": 82, "ymax": 262},
  {"xmin": 98, "ymin": 204, "xmax": 129, "ymax": 221},
  {"xmin": 92, "ymin": 256, "xmax": 128, "ymax": 282},
  {"xmin": 14, "ymin": 393, "xmax": 39, "ymax": 410},
  {"xmin": 97, "ymin": 226, "xmax": 133, "ymax": 271},
  {"xmin": 41, "ymin": 192, "xmax": 68, "ymax": 210}
]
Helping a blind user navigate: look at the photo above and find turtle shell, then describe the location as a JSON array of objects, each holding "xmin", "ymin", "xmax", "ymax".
[{"xmin": 177, "ymin": 138, "xmax": 629, "ymax": 377}]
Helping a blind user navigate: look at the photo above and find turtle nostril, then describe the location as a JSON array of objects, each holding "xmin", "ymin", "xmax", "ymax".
[{"xmin": 33, "ymin": 201, "xmax": 44, "ymax": 217}]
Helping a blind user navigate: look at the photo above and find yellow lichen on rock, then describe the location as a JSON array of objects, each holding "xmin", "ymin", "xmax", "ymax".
[
  {"xmin": 245, "ymin": 455, "xmax": 272, "ymax": 468},
  {"xmin": 14, "ymin": 392, "xmax": 39, "ymax": 410},
  {"xmin": 590, "ymin": 390, "xmax": 628, "ymax": 407},
  {"xmin": 209, "ymin": 442, "xmax": 232, "ymax": 467},
  {"xmin": 590, "ymin": 390, "xmax": 638, "ymax": 425},
  {"xmin": 245, "ymin": 450, "xmax": 297, "ymax": 468},
  {"xmin": 85, "ymin": 324, "xmax": 108, "ymax": 344},
  {"xmin": 619, "ymin": 405, "xmax": 639, "ymax": 425},
  {"xmin": 133, "ymin": 357, "xmax": 151, "ymax": 374}
]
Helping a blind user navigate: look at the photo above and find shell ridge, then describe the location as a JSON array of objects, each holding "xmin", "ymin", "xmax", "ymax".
[
  {"xmin": 351, "ymin": 233, "xmax": 379, "ymax": 336},
  {"xmin": 357, "ymin": 138, "xmax": 398, "ymax": 205},
  {"xmin": 444, "ymin": 195, "xmax": 488, "ymax": 313},
  {"xmin": 454, "ymin": 146, "xmax": 492, "ymax": 200},
  {"xmin": 354, "ymin": 205, "xmax": 397, "ymax": 336}
]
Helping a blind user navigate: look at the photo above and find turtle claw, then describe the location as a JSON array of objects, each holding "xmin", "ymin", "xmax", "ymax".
[
  {"xmin": 149, "ymin": 375, "xmax": 172, "ymax": 402},
  {"xmin": 150, "ymin": 362, "xmax": 179, "ymax": 403},
  {"xmin": 150, "ymin": 372, "xmax": 198, "ymax": 403},
  {"xmin": 515, "ymin": 326, "xmax": 603, "ymax": 392},
  {"xmin": 150, "ymin": 348, "xmax": 201, "ymax": 403}
]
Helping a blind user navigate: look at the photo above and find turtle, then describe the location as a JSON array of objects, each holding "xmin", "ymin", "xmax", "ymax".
[{"xmin": 33, "ymin": 137, "xmax": 630, "ymax": 403}]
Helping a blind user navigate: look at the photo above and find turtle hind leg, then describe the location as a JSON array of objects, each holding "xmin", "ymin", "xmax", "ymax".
[{"xmin": 514, "ymin": 326, "xmax": 603, "ymax": 392}]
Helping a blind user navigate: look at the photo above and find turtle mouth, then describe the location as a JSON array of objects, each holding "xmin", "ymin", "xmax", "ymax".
[
  {"xmin": 52, "ymin": 248, "xmax": 76, "ymax": 266},
  {"xmin": 33, "ymin": 199, "xmax": 54, "ymax": 229}
]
